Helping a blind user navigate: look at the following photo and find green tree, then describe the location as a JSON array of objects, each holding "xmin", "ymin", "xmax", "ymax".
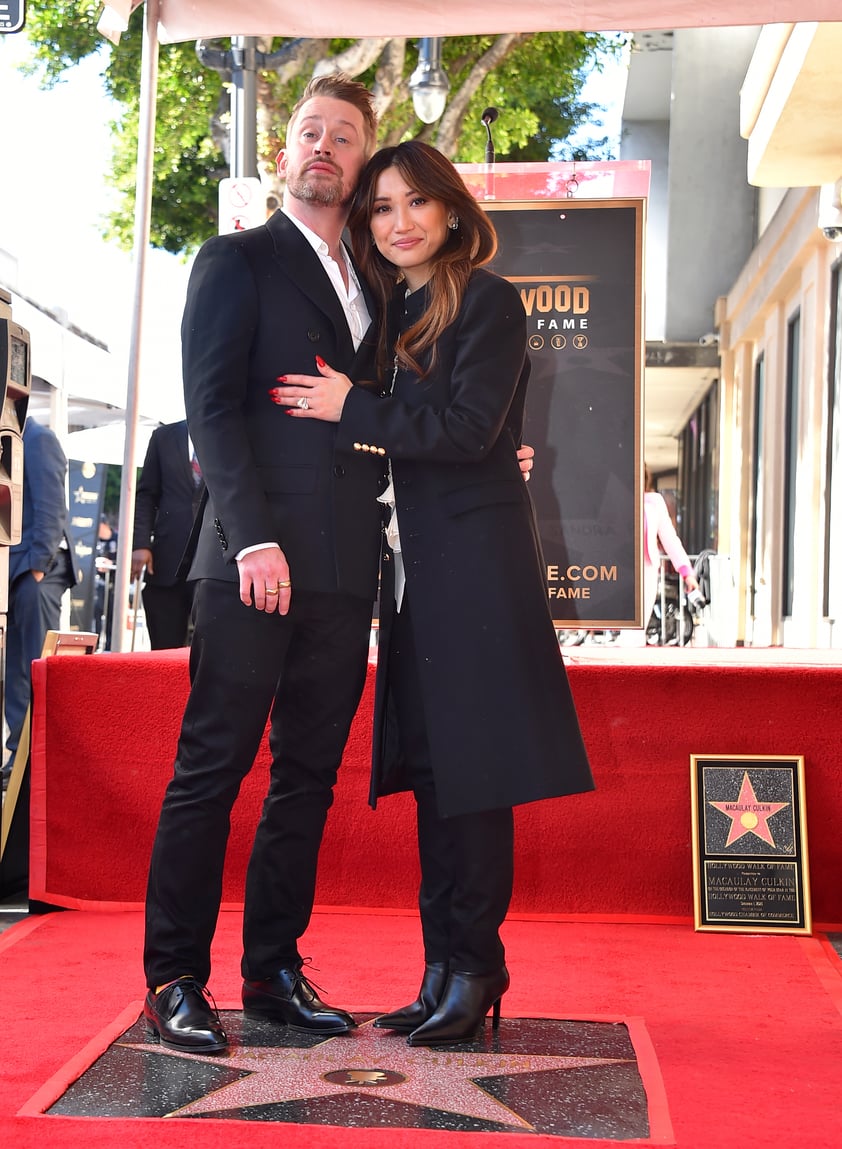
[{"xmin": 21, "ymin": 5, "xmax": 619, "ymax": 254}]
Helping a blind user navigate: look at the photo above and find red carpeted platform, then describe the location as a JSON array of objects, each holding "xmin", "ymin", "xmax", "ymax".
[
  {"xmin": 2, "ymin": 909, "xmax": 842, "ymax": 1148},
  {"xmin": 26, "ymin": 645, "xmax": 842, "ymax": 925}
]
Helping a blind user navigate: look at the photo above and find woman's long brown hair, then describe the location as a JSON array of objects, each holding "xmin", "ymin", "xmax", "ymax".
[{"xmin": 348, "ymin": 141, "xmax": 498, "ymax": 379}]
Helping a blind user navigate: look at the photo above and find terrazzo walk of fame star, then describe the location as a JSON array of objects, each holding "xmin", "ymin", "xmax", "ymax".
[{"xmin": 38, "ymin": 1008, "xmax": 665, "ymax": 1140}]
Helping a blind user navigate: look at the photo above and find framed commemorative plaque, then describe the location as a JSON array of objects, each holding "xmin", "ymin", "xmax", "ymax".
[{"xmin": 690, "ymin": 754, "xmax": 811, "ymax": 935}]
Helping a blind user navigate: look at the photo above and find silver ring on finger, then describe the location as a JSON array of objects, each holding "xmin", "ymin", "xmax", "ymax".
[{"xmin": 296, "ymin": 396, "xmax": 310, "ymax": 410}]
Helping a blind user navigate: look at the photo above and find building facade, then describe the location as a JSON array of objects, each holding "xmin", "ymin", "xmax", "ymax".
[{"xmin": 623, "ymin": 23, "xmax": 842, "ymax": 647}]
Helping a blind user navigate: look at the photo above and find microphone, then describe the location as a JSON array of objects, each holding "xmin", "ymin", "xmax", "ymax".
[{"xmin": 481, "ymin": 107, "xmax": 499, "ymax": 165}]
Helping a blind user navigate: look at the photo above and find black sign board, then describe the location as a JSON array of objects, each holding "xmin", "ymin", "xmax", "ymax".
[
  {"xmin": 0, "ymin": 1, "xmax": 25, "ymax": 34},
  {"xmin": 691, "ymin": 755, "xmax": 812, "ymax": 934},
  {"xmin": 483, "ymin": 200, "xmax": 644, "ymax": 626},
  {"xmin": 67, "ymin": 459, "xmax": 106, "ymax": 632}
]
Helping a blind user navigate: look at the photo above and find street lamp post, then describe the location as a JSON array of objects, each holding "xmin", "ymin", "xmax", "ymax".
[{"xmin": 230, "ymin": 36, "xmax": 259, "ymax": 179}]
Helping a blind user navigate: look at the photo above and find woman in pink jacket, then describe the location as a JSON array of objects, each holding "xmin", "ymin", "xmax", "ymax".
[{"xmin": 620, "ymin": 466, "xmax": 700, "ymax": 645}]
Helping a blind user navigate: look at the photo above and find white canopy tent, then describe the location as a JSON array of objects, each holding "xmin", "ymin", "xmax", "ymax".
[
  {"xmin": 101, "ymin": 0, "xmax": 838, "ymax": 649},
  {"xmin": 66, "ymin": 421, "xmax": 158, "ymax": 468},
  {"xmin": 109, "ymin": 0, "xmax": 841, "ymax": 39}
]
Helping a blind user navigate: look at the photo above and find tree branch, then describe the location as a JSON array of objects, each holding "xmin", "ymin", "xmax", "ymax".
[
  {"xmin": 435, "ymin": 33, "xmax": 528, "ymax": 157},
  {"xmin": 371, "ymin": 38, "xmax": 406, "ymax": 119},
  {"xmin": 313, "ymin": 38, "xmax": 392, "ymax": 78}
]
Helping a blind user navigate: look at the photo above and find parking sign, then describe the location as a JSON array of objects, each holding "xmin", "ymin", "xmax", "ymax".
[{"xmin": 218, "ymin": 178, "xmax": 266, "ymax": 235}]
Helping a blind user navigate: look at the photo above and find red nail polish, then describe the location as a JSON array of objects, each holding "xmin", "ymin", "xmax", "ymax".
[
  {"xmin": 315, "ymin": 355, "xmax": 326, "ymax": 368},
  {"xmin": 276, "ymin": 375, "xmax": 287, "ymax": 382}
]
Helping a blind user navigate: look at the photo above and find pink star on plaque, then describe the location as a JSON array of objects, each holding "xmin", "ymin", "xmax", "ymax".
[{"xmin": 709, "ymin": 772, "xmax": 789, "ymax": 848}]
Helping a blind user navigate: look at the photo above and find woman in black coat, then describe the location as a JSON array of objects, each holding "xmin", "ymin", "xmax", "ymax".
[{"xmin": 275, "ymin": 141, "xmax": 594, "ymax": 1045}]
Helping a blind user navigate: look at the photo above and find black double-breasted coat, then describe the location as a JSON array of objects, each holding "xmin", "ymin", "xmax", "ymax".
[{"xmin": 336, "ymin": 269, "xmax": 594, "ymax": 818}]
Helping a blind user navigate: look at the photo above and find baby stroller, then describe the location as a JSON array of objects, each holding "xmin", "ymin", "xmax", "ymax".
[
  {"xmin": 646, "ymin": 551, "xmax": 712, "ymax": 646},
  {"xmin": 645, "ymin": 569, "xmax": 693, "ymax": 646}
]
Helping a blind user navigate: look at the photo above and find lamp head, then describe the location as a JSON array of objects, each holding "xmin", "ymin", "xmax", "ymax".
[{"xmin": 409, "ymin": 39, "xmax": 450, "ymax": 124}]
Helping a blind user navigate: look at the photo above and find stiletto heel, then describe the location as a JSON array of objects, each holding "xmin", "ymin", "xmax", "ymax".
[
  {"xmin": 491, "ymin": 997, "xmax": 501, "ymax": 1029},
  {"xmin": 407, "ymin": 967, "xmax": 509, "ymax": 1046},
  {"xmin": 374, "ymin": 962, "xmax": 448, "ymax": 1032}
]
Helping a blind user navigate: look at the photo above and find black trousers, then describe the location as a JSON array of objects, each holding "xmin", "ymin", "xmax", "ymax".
[
  {"xmin": 389, "ymin": 598, "xmax": 514, "ymax": 973},
  {"xmin": 142, "ymin": 579, "xmax": 196, "ymax": 649},
  {"xmin": 143, "ymin": 579, "xmax": 372, "ymax": 988},
  {"xmin": 5, "ymin": 551, "xmax": 74, "ymax": 758}
]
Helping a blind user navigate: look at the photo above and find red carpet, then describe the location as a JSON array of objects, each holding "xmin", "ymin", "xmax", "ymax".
[
  {"xmin": 2, "ymin": 909, "xmax": 842, "ymax": 1147},
  {"xmin": 12, "ymin": 644, "xmax": 842, "ymax": 1143},
  {"xmin": 26, "ymin": 647, "xmax": 842, "ymax": 925}
]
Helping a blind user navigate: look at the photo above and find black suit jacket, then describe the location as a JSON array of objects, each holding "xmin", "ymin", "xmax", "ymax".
[
  {"xmin": 181, "ymin": 209, "xmax": 383, "ymax": 600},
  {"xmin": 132, "ymin": 420, "xmax": 202, "ymax": 586}
]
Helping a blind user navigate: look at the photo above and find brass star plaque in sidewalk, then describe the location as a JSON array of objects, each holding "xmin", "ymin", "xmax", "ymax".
[{"xmin": 38, "ymin": 1008, "xmax": 669, "ymax": 1141}]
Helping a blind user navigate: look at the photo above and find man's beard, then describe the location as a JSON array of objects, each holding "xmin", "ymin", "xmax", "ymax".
[{"xmin": 286, "ymin": 170, "xmax": 348, "ymax": 208}]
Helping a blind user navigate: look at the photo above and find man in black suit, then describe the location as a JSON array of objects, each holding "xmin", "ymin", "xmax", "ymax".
[
  {"xmin": 142, "ymin": 74, "xmax": 385, "ymax": 1055},
  {"xmin": 131, "ymin": 419, "xmax": 203, "ymax": 648},
  {"xmin": 3, "ymin": 419, "xmax": 78, "ymax": 782}
]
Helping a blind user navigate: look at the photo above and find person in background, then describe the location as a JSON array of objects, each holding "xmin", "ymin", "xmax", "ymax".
[
  {"xmin": 131, "ymin": 419, "xmax": 203, "ymax": 649},
  {"xmin": 619, "ymin": 464, "xmax": 701, "ymax": 646},
  {"xmin": 3, "ymin": 418, "xmax": 78, "ymax": 786},
  {"xmin": 274, "ymin": 140, "xmax": 594, "ymax": 1047},
  {"xmin": 93, "ymin": 515, "xmax": 118, "ymax": 650}
]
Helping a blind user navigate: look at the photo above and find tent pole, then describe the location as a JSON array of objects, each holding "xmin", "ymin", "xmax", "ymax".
[{"xmin": 110, "ymin": 0, "xmax": 160, "ymax": 652}]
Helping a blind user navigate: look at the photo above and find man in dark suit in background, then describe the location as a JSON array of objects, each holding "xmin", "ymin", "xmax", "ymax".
[
  {"xmin": 3, "ymin": 418, "xmax": 78, "ymax": 785},
  {"xmin": 131, "ymin": 419, "xmax": 203, "ymax": 649},
  {"xmin": 142, "ymin": 75, "xmax": 385, "ymax": 1055}
]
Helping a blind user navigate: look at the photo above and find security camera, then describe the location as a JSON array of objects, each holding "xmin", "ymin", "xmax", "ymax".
[
  {"xmin": 699, "ymin": 332, "xmax": 719, "ymax": 347},
  {"xmin": 818, "ymin": 180, "xmax": 842, "ymax": 242}
]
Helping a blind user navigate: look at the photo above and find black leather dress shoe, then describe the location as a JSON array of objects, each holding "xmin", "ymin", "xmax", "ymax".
[
  {"xmin": 242, "ymin": 963, "xmax": 357, "ymax": 1033},
  {"xmin": 374, "ymin": 962, "xmax": 448, "ymax": 1032},
  {"xmin": 144, "ymin": 977, "xmax": 228, "ymax": 1054},
  {"xmin": 407, "ymin": 967, "xmax": 510, "ymax": 1047}
]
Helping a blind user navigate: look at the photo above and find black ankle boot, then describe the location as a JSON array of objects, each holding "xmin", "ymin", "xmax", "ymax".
[
  {"xmin": 407, "ymin": 967, "xmax": 509, "ymax": 1046},
  {"xmin": 373, "ymin": 962, "xmax": 448, "ymax": 1032}
]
